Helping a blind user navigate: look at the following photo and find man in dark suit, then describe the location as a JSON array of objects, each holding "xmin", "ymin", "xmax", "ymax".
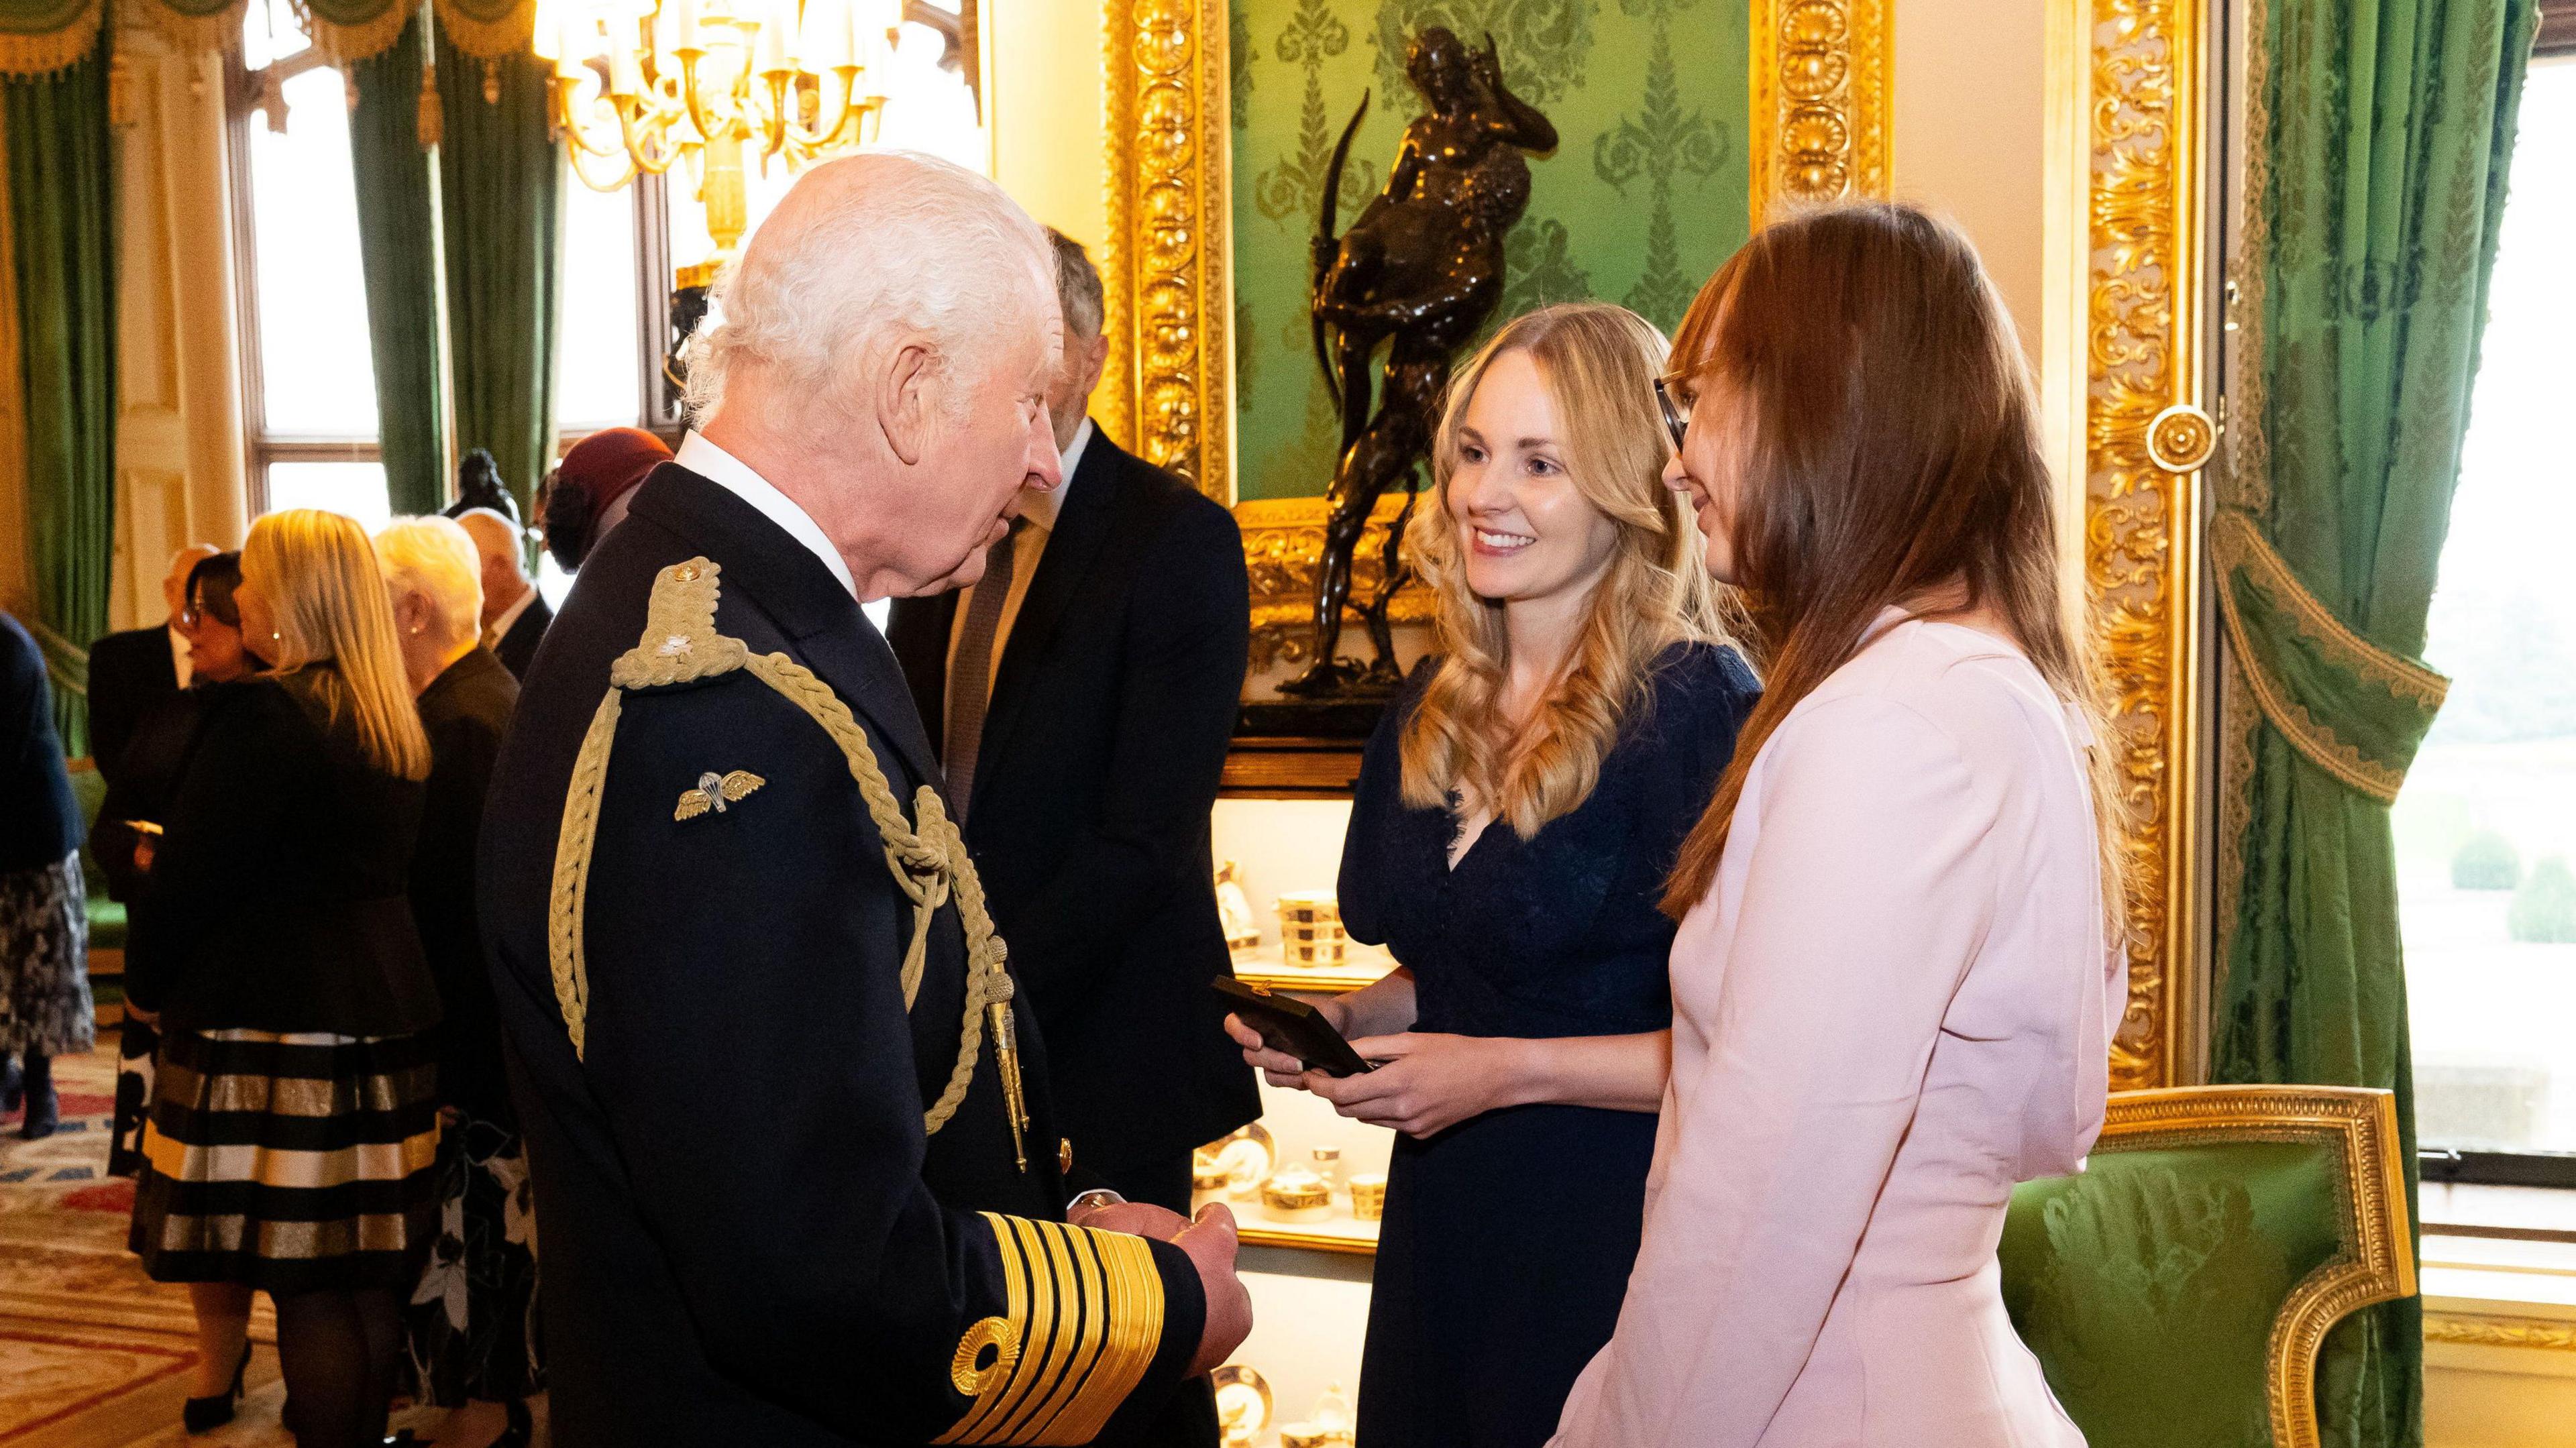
[
  {"xmin": 85, "ymin": 543, "xmax": 218, "ymax": 778},
  {"xmin": 476, "ymin": 154, "xmax": 1248, "ymax": 1448},
  {"xmin": 889, "ymin": 231, "xmax": 1258, "ymax": 1219},
  {"xmin": 458, "ymin": 508, "xmax": 553, "ymax": 679}
]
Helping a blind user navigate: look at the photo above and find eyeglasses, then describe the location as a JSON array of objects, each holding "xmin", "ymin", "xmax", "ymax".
[{"xmin": 1654, "ymin": 372, "xmax": 1695, "ymax": 453}]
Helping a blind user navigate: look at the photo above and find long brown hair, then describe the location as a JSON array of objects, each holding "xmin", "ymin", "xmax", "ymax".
[
  {"xmin": 1660, "ymin": 203, "xmax": 2117, "ymax": 918},
  {"xmin": 1401, "ymin": 302, "xmax": 1729, "ymax": 838}
]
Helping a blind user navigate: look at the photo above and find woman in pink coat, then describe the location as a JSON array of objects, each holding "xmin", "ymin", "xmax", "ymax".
[{"xmin": 1551, "ymin": 203, "xmax": 2125, "ymax": 1447}]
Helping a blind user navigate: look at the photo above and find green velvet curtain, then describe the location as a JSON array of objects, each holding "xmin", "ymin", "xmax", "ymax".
[
  {"xmin": 435, "ymin": 36, "xmax": 560, "ymax": 520},
  {"xmin": 348, "ymin": 14, "xmax": 448, "ymax": 516},
  {"xmin": 2214, "ymin": 3, "xmax": 2541, "ymax": 1448},
  {"xmin": 5, "ymin": 48, "xmax": 115, "ymax": 755}
]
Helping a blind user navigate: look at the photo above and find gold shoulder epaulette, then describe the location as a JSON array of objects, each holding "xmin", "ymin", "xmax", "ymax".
[{"xmin": 547, "ymin": 558, "xmax": 1030, "ymax": 1152}]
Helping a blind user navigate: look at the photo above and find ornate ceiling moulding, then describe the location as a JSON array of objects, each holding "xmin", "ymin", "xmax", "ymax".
[
  {"xmin": 1749, "ymin": 0, "xmax": 1890, "ymax": 223},
  {"xmin": 2084, "ymin": 0, "xmax": 2212, "ymax": 1090},
  {"xmin": 1100, "ymin": 0, "xmax": 1230, "ymax": 504}
]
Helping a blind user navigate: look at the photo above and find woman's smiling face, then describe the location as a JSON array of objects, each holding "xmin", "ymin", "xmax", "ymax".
[
  {"xmin": 1446, "ymin": 348, "xmax": 1621, "ymax": 609},
  {"xmin": 1660, "ymin": 366, "xmax": 1750, "ymax": 586}
]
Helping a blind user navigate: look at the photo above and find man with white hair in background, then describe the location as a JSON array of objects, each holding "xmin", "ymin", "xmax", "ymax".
[
  {"xmin": 455, "ymin": 508, "xmax": 553, "ymax": 680},
  {"xmin": 476, "ymin": 152, "xmax": 1250, "ymax": 1448}
]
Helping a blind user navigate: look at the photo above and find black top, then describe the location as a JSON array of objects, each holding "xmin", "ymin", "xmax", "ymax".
[
  {"xmin": 492, "ymin": 593, "xmax": 553, "ymax": 681},
  {"xmin": 125, "ymin": 671, "xmax": 441, "ymax": 1038},
  {"xmin": 885, "ymin": 425, "xmax": 1260, "ymax": 1183},
  {"xmin": 1345, "ymin": 642, "xmax": 1759, "ymax": 1448},
  {"xmin": 477, "ymin": 463, "xmax": 1206, "ymax": 1447},
  {"xmin": 0, "ymin": 612, "xmax": 80, "ymax": 873},
  {"xmin": 85, "ymin": 623, "xmax": 180, "ymax": 784},
  {"xmin": 87, "ymin": 689, "xmax": 214, "ymax": 904},
  {"xmin": 410, "ymin": 646, "xmax": 519, "ymax": 1124}
]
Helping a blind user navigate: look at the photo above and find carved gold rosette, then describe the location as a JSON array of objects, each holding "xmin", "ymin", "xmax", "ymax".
[
  {"xmin": 1750, "ymin": 0, "xmax": 1892, "ymax": 221},
  {"xmin": 1101, "ymin": 0, "xmax": 1233, "ymax": 502},
  {"xmin": 2083, "ymin": 0, "xmax": 2212, "ymax": 1089}
]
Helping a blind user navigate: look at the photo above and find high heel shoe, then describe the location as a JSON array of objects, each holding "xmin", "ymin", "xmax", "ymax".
[
  {"xmin": 181, "ymin": 1342, "xmax": 250, "ymax": 1433},
  {"xmin": 494, "ymin": 1399, "xmax": 534, "ymax": 1448}
]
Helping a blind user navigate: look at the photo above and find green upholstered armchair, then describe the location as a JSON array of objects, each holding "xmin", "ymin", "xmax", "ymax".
[{"xmin": 1999, "ymin": 1086, "xmax": 2414, "ymax": 1448}]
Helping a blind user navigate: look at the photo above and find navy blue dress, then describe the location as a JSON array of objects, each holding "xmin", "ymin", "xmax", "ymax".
[{"xmin": 1342, "ymin": 643, "xmax": 1758, "ymax": 1448}]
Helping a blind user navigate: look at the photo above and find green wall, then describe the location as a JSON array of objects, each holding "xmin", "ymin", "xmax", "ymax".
[{"xmin": 1229, "ymin": 0, "xmax": 1752, "ymax": 502}]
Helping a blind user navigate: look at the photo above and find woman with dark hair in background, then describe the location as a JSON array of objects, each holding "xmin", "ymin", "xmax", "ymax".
[
  {"xmin": 376, "ymin": 516, "xmax": 538, "ymax": 1448},
  {"xmin": 100, "ymin": 550, "xmax": 258, "ymax": 1180},
  {"xmin": 1552, "ymin": 203, "xmax": 2122, "ymax": 1447},
  {"xmin": 127, "ymin": 510, "xmax": 442, "ymax": 1447},
  {"xmin": 0, "ymin": 609, "xmax": 93, "ymax": 1141}
]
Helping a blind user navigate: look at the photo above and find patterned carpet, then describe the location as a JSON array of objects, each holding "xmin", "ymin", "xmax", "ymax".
[{"xmin": 0, "ymin": 1044, "xmax": 291, "ymax": 1446}]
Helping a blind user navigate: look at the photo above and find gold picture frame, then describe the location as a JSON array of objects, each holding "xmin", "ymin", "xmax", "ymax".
[{"xmin": 1099, "ymin": 0, "xmax": 1894, "ymax": 665}]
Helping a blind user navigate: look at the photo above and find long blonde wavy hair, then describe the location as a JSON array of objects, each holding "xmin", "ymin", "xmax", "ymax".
[
  {"xmin": 1399, "ymin": 302, "xmax": 1729, "ymax": 838},
  {"xmin": 241, "ymin": 510, "xmax": 431, "ymax": 782}
]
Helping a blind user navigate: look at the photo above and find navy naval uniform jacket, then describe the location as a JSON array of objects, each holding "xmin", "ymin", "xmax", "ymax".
[{"xmin": 476, "ymin": 464, "xmax": 1207, "ymax": 1447}]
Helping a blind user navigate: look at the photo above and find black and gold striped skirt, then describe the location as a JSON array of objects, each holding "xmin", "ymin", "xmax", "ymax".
[{"xmin": 128, "ymin": 1027, "xmax": 440, "ymax": 1294}]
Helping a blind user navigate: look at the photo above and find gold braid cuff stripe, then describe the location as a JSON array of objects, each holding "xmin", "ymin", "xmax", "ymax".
[
  {"xmin": 546, "ymin": 559, "xmax": 1014, "ymax": 1137},
  {"xmin": 2098, "ymin": 1087, "xmax": 2415, "ymax": 1448},
  {"xmin": 936, "ymin": 1214, "xmax": 1168, "ymax": 1446}
]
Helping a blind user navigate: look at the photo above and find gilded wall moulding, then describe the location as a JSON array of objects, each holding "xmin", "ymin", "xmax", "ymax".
[
  {"xmin": 1105, "ymin": 0, "xmax": 1890, "ymax": 613},
  {"xmin": 2084, "ymin": 0, "xmax": 2212, "ymax": 1090},
  {"xmin": 1237, "ymin": 495, "xmax": 1436, "ymax": 670},
  {"xmin": 2423, "ymin": 1312, "xmax": 2576, "ymax": 1353},
  {"xmin": 1750, "ymin": 0, "xmax": 1891, "ymax": 221},
  {"xmin": 1100, "ymin": 0, "xmax": 1232, "ymax": 506}
]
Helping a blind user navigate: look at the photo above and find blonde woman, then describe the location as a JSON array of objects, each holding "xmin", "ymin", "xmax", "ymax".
[
  {"xmin": 126, "ymin": 510, "xmax": 442, "ymax": 1448},
  {"xmin": 1227, "ymin": 302, "xmax": 1758, "ymax": 1447}
]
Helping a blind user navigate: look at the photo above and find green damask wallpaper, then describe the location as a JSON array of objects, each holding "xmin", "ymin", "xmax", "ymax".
[{"xmin": 1229, "ymin": 0, "xmax": 1751, "ymax": 502}]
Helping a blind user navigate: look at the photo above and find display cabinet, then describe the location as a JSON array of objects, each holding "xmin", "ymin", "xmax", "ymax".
[{"xmin": 1195, "ymin": 742, "xmax": 1397, "ymax": 1445}]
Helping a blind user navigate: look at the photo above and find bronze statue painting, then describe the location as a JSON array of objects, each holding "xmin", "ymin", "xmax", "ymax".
[{"xmin": 1279, "ymin": 26, "xmax": 1557, "ymax": 698}]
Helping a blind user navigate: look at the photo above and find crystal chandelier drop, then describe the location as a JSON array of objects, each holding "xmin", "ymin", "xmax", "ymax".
[{"xmin": 533, "ymin": 0, "xmax": 902, "ymax": 256}]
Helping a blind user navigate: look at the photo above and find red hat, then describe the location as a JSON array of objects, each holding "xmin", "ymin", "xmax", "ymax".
[
  {"xmin": 561, "ymin": 427, "xmax": 672, "ymax": 514},
  {"xmin": 547, "ymin": 427, "xmax": 674, "ymax": 569}
]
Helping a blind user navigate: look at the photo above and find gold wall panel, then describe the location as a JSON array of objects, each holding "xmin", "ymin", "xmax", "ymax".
[{"xmin": 2082, "ymin": 0, "xmax": 2210, "ymax": 1089}]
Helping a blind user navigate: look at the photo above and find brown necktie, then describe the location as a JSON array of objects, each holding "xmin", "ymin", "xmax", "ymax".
[{"xmin": 944, "ymin": 520, "xmax": 1022, "ymax": 822}]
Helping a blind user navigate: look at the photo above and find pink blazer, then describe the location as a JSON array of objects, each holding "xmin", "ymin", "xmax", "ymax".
[{"xmin": 1552, "ymin": 616, "xmax": 2121, "ymax": 1448}]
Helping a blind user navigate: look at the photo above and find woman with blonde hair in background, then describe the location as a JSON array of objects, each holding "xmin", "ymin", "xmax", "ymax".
[
  {"xmin": 1228, "ymin": 301, "xmax": 1759, "ymax": 1447},
  {"xmin": 377, "ymin": 516, "xmax": 537, "ymax": 1448},
  {"xmin": 1551, "ymin": 203, "xmax": 2123, "ymax": 1447},
  {"xmin": 126, "ymin": 509, "xmax": 443, "ymax": 1448}
]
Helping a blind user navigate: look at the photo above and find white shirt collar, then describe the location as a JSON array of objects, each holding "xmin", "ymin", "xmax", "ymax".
[
  {"xmin": 1019, "ymin": 416, "xmax": 1093, "ymax": 533},
  {"xmin": 676, "ymin": 431, "xmax": 859, "ymax": 600}
]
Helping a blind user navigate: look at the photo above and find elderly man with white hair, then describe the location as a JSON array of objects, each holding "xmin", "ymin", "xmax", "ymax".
[
  {"xmin": 474, "ymin": 152, "xmax": 1250, "ymax": 1448},
  {"xmin": 376, "ymin": 516, "xmax": 541, "ymax": 1443}
]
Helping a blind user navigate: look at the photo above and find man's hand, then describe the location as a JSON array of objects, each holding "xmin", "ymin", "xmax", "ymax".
[
  {"xmin": 1067, "ymin": 1199, "xmax": 1190, "ymax": 1241},
  {"xmin": 1302, "ymin": 1032, "xmax": 1523, "ymax": 1139},
  {"xmin": 1175, "ymin": 1203, "xmax": 1252, "ymax": 1377}
]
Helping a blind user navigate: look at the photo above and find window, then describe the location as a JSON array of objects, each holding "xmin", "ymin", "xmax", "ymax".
[
  {"xmin": 233, "ymin": 0, "xmax": 390, "ymax": 528},
  {"xmin": 2396, "ymin": 54, "xmax": 2576, "ymax": 1186},
  {"xmin": 231, "ymin": 1, "xmax": 985, "ymax": 543}
]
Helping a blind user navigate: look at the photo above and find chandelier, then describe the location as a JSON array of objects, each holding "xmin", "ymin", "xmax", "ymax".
[{"xmin": 534, "ymin": 0, "xmax": 904, "ymax": 256}]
